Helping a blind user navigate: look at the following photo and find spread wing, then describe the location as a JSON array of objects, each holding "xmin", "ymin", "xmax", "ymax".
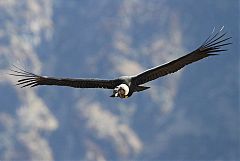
[
  {"xmin": 10, "ymin": 66, "xmax": 122, "ymax": 89},
  {"xmin": 131, "ymin": 28, "xmax": 232, "ymax": 85}
]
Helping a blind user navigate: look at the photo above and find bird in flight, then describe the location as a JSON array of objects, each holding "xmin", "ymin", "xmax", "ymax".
[{"xmin": 10, "ymin": 28, "xmax": 231, "ymax": 98}]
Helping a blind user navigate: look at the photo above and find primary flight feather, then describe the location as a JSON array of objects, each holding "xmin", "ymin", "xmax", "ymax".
[{"xmin": 10, "ymin": 28, "xmax": 232, "ymax": 98}]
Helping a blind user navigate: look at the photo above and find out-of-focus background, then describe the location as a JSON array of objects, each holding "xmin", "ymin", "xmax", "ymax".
[{"xmin": 0, "ymin": 0, "xmax": 239, "ymax": 160}]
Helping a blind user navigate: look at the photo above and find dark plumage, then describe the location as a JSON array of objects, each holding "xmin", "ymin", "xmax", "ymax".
[{"xmin": 10, "ymin": 28, "xmax": 231, "ymax": 98}]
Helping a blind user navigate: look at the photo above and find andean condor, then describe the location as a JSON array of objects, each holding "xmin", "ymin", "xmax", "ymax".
[{"xmin": 10, "ymin": 28, "xmax": 231, "ymax": 98}]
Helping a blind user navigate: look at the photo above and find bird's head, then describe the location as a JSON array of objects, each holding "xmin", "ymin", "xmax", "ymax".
[{"xmin": 110, "ymin": 84, "xmax": 129, "ymax": 98}]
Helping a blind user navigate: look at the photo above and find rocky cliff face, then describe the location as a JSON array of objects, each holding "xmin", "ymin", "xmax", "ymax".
[{"xmin": 0, "ymin": 0, "xmax": 238, "ymax": 160}]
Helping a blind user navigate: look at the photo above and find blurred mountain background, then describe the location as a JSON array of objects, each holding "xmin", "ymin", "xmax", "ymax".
[{"xmin": 0, "ymin": 0, "xmax": 239, "ymax": 160}]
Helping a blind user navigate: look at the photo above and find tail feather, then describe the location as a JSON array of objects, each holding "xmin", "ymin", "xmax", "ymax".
[{"xmin": 135, "ymin": 86, "xmax": 150, "ymax": 92}]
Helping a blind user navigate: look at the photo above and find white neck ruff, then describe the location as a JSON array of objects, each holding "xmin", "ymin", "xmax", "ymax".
[{"xmin": 118, "ymin": 84, "xmax": 129, "ymax": 95}]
